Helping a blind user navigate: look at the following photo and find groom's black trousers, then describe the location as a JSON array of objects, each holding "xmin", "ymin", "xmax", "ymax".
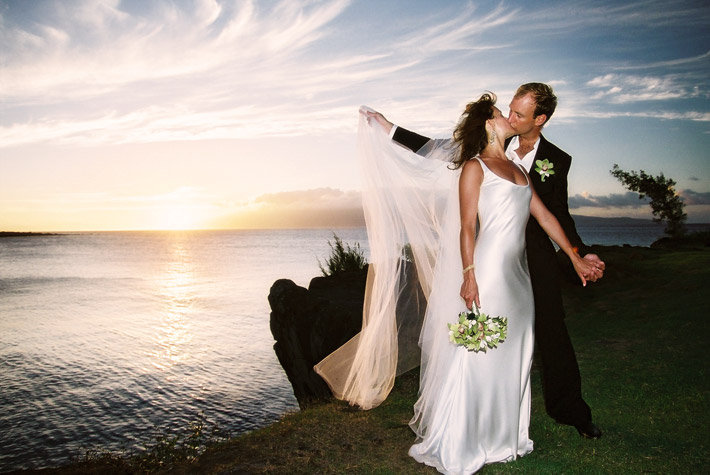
[{"xmin": 526, "ymin": 233, "xmax": 592, "ymax": 426}]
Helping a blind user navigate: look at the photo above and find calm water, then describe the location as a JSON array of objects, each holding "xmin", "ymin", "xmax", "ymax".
[
  {"xmin": 0, "ymin": 228, "xmax": 369, "ymax": 471},
  {"xmin": 0, "ymin": 222, "xmax": 691, "ymax": 470}
]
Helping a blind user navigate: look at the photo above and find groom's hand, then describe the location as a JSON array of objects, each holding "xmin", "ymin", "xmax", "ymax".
[{"xmin": 582, "ymin": 253, "xmax": 605, "ymax": 281}]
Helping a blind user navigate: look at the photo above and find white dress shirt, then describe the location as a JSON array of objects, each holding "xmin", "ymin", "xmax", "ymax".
[{"xmin": 505, "ymin": 136, "xmax": 540, "ymax": 172}]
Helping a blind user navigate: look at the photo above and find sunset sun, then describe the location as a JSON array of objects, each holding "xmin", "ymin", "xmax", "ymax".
[{"xmin": 153, "ymin": 204, "xmax": 205, "ymax": 231}]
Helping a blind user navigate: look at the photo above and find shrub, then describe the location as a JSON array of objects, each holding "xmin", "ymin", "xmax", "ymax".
[{"xmin": 318, "ymin": 233, "xmax": 367, "ymax": 276}]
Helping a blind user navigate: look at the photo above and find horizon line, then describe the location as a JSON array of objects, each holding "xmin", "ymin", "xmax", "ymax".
[{"xmin": 3, "ymin": 214, "xmax": 709, "ymax": 234}]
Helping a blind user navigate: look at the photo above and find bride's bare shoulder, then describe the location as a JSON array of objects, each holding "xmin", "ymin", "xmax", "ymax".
[
  {"xmin": 462, "ymin": 157, "xmax": 483, "ymax": 174},
  {"xmin": 460, "ymin": 158, "xmax": 484, "ymax": 183}
]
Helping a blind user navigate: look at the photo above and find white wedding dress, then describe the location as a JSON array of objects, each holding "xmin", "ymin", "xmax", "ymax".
[
  {"xmin": 315, "ymin": 112, "xmax": 534, "ymax": 474},
  {"xmin": 408, "ymin": 157, "xmax": 534, "ymax": 474}
]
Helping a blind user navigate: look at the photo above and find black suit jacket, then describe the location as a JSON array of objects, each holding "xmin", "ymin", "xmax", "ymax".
[{"xmin": 508, "ymin": 135, "xmax": 587, "ymax": 257}]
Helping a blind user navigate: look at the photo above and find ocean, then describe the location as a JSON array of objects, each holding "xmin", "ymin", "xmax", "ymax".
[{"xmin": 0, "ymin": 221, "xmax": 700, "ymax": 470}]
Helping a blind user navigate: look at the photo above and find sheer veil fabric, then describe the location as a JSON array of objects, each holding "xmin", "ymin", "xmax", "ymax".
[
  {"xmin": 313, "ymin": 108, "xmax": 459, "ymax": 410},
  {"xmin": 315, "ymin": 108, "xmax": 535, "ymax": 473}
]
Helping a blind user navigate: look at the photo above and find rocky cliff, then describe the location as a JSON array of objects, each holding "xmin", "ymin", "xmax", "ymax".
[{"xmin": 268, "ymin": 268, "xmax": 367, "ymax": 408}]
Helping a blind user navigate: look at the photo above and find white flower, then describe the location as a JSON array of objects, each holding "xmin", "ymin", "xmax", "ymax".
[{"xmin": 447, "ymin": 307, "xmax": 507, "ymax": 352}]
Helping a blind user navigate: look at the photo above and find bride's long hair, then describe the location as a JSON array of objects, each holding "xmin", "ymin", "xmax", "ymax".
[{"xmin": 451, "ymin": 92, "xmax": 496, "ymax": 169}]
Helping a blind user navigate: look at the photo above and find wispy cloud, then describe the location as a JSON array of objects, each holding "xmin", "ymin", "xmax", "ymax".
[
  {"xmin": 1, "ymin": 0, "xmax": 363, "ymax": 144},
  {"xmin": 613, "ymin": 50, "xmax": 710, "ymax": 71},
  {"xmin": 586, "ymin": 74, "xmax": 704, "ymax": 103},
  {"xmin": 1, "ymin": 0, "xmax": 352, "ymax": 100},
  {"xmin": 0, "ymin": 103, "xmax": 364, "ymax": 147},
  {"xmin": 562, "ymin": 109, "xmax": 710, "ymax": 122},
  {"xmin": 517, "ymin": 1, "xmax": 709, "ymax": 121},
  {"xmin": 1, "ymin": 0, "xmax": 708, "ymax": 150},
  {"xmin": 395, "ymin": 3, "xmax": 517, "ymax": 54},
  {"xmin": 522, "ymin": 0, "xmax": 710, "ymax": 33},
  {"xmin": 0, "ymin": 0, "xmax": 519, "ymax": 147}
]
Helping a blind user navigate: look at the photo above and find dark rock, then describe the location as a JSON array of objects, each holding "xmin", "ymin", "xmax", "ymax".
[{"xmin": 268, "ymin": 268, "xmax": 367, "ymax": 408}]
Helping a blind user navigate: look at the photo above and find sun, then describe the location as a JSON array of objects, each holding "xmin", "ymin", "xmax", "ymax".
[{"xmin": 154, "ymin": 205, "xmax": 204, "ymax": 230}]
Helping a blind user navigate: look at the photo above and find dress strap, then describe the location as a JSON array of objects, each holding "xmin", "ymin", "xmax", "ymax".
[
  {"xmin": 473, "ymin": 156, "xmax": 489, "ymax": 174},
  {"xmin": 514, "ymin": 162, "xmax": 530, "ymax": 187}
]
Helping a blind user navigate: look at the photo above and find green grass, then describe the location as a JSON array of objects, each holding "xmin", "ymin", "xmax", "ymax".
[{"xmin": 40, "ymin": 246, "xmax": 710, "ymax": 474}]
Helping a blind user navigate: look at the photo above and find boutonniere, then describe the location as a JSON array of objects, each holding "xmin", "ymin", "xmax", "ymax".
[{"xmin": 534, "ymin": 159, "xmax": 555, "ymax": 182}]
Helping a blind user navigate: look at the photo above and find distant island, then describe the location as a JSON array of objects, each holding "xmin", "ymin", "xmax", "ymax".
[
  {"xmin": 0, "ymin": 231, "xmax": 59, "ymax": 238},
  {"xmin": 571, "ymin": 215, "xmax": 664, "ymax": 226}
]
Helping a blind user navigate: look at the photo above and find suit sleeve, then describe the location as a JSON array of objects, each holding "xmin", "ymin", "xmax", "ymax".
[
  {"xmin": 547, "ymin": 154, "xmax": 589, "ymax": 255},
  {"xmin": 392, "ymin": 126, "xmax": 431, "ymax": 154}
]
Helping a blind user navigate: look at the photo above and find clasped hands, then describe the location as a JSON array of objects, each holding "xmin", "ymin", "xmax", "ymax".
[{"xmin": 578, "ymin": 253, "xmax": 605, "ymax": 284}]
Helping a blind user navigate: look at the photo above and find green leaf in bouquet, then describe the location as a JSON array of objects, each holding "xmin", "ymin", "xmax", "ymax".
[{"xmin": 447, "ymin": 305, "xmax": 508, "ymax": 352}]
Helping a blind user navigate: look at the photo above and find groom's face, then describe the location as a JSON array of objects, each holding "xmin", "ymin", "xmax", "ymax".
[{"xmin": 508, "ymin": 93, "xmax": 540, "ymax": 137}]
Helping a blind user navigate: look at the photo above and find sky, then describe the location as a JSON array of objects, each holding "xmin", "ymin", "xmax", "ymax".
[{"xmin": 1, "ymin": 0, "xmax": 709, "ymax": 231}]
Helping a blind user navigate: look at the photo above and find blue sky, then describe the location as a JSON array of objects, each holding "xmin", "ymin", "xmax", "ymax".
[{"xmin": 1, "ymin": 0, "xmax": 709, "ymax": 231}]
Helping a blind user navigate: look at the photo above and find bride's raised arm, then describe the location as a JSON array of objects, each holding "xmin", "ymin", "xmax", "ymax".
[
  {"xmin": 529, "ymin": 188, "xmax": 599, "ymax": 286},
  {"xmin": 359, "ymin": 107, "xmax": 454, "ymax": 161}
]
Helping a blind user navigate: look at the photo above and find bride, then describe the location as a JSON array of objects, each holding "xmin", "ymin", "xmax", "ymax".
[{"xmin": 315, "ymin": 93, "xmax": 596, "ymax": 474}]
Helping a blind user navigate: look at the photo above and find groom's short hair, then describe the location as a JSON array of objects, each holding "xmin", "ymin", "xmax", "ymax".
[{"xmin": 515, "ymin": 83, "xmax": 557, "ymax": 125}]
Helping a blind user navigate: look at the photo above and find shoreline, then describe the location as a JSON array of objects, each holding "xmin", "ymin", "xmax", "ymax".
[
  {"xmin": 0, "ymin": 231, "xmax": 60, "ymax": 238},
  {"xmin": 2, "ymin": 218, "xmax": 708, "ymax": 236},
  {"xmin": 19, "ymin": 242, "xmax": 709, "ymax": 474}
]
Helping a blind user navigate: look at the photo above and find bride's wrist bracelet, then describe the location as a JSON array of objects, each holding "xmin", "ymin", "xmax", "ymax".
[{"xmin": 462, "ymin": 264, "xmax": 475, "ymax": 274}]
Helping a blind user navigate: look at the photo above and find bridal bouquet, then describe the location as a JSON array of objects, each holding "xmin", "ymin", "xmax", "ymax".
[{"xmin": 448, "ymin": 305, "xmax": 507, "ymax": 352}]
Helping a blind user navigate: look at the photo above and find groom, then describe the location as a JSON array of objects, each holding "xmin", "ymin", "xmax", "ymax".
[{"xmin": 369, "ymin": 83, "xmax": 604, "ymax": 439}]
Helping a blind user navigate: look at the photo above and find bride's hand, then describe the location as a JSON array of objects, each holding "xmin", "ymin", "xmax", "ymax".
[
  {"xmin": 359, "ymin": 106, "xmax": 393, "ymax": 133},
  {"xmin": 571, "ymin": 255, "xmax": 597, "ymax": 287},
  {"xmin": 460, "ymin": 274, "xmax": 480, "ymax": 310}
]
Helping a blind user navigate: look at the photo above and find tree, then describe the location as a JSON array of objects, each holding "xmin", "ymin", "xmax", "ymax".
[{"xmin": 610, "ymin": 164, "xmax": 686, "ymax": 237}]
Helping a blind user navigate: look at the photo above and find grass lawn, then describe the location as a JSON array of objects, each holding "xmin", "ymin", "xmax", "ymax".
[{"xmin": 41, "ymin": 245, "xmax": 709, "ymax": 474}]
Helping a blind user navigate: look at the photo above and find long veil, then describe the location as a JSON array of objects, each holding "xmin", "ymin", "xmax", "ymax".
[{"xmin": 314, "ymin": 108, "xmax": 460, "ymax": 409}]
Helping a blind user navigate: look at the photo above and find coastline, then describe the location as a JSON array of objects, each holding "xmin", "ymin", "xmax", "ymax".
[
  {"xmin": 27, "ymin": 242, "xmax": 709, "ymax": 474},
  {"xmin": 0, "ymin": 232, "xmax": 60, "ymax": 238}
]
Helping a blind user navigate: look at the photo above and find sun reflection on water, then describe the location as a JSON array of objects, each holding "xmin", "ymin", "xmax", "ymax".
[{"xmin": 151, "ymin": 234, "xmax": 196, "ymax": 370}]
